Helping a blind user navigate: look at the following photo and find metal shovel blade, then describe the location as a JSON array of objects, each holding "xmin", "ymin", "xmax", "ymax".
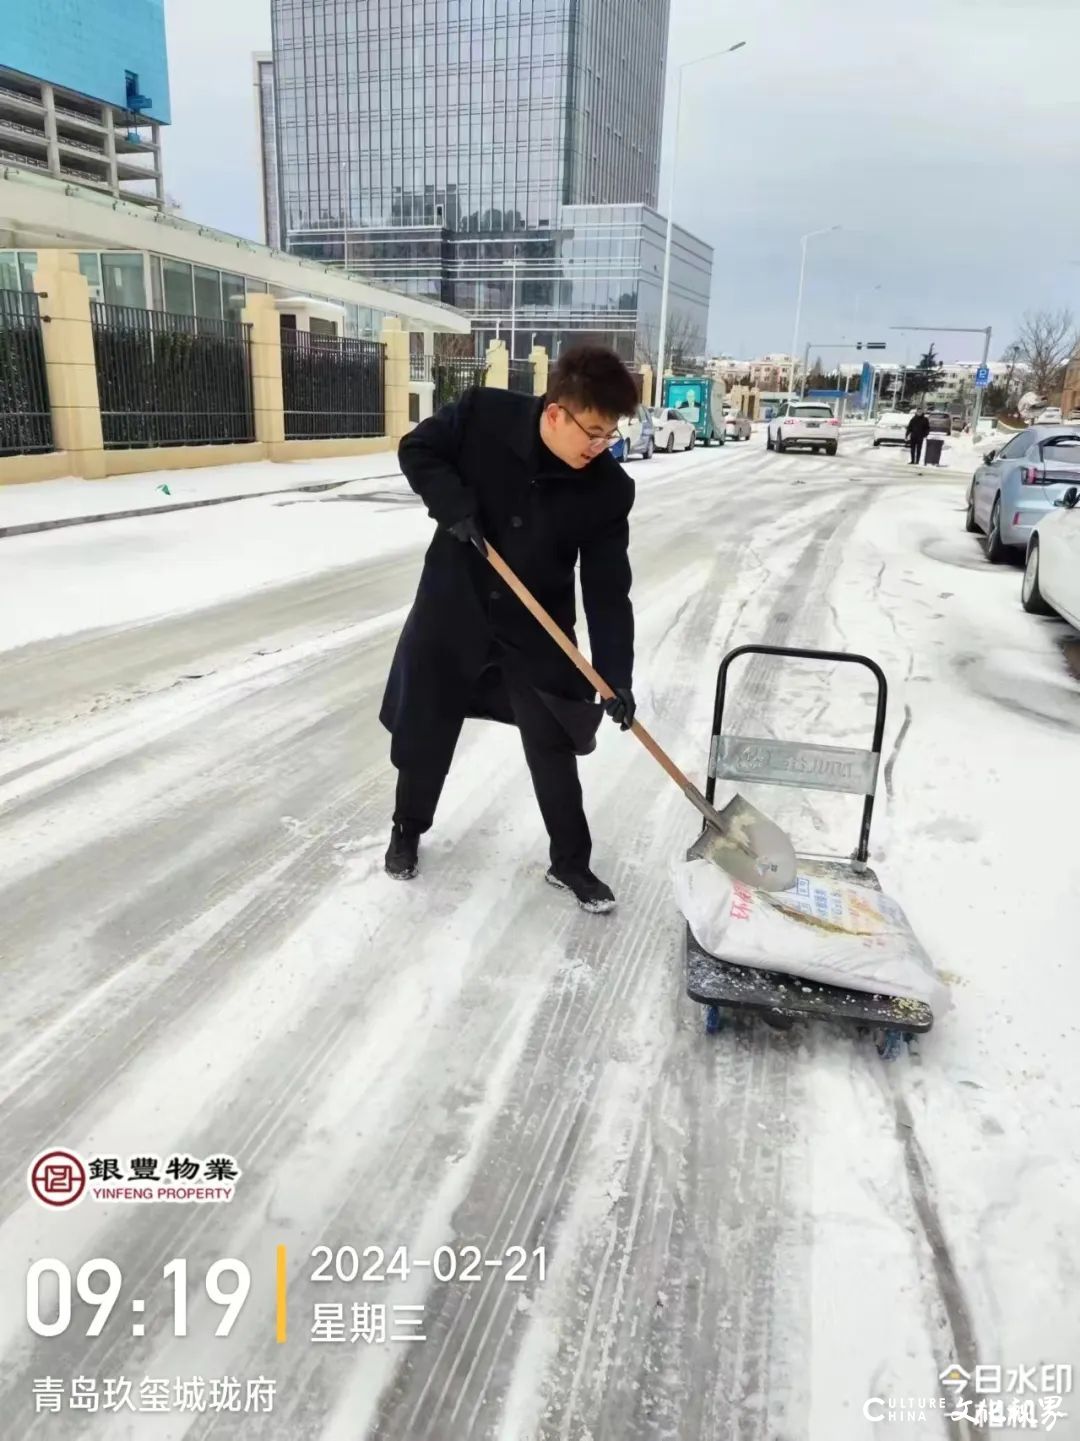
[{"xmin": 688, "ymin": 792, "xmax": 798, "ymax": 892}]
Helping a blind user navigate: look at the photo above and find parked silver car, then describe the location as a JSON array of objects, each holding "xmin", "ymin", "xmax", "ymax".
[
  {"xmin": 617, "ymin": 404, "xmax": 656, "ymax": 460},
  {"xmin": 966, "ymin": 425, "xmax": 1080, "ymax": 561},
  {"xmin": 723, "ymin": 409, "xmax": 753, "ymax": 442}
]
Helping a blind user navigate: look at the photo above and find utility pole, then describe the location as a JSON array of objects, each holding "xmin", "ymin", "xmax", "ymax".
[
  {"xmin": 970, "ymin": 326, "xmax": 993, "ymax": 436},
  {"xmin": 801, "ymin": 341, "xmax": 810, "ymax": 398},
  {"xmin": 788, "ymin": 226, "xmax": 841, "ymax": 399},
  {"xmin": 657, "ymin": 41, "xmax": 746, "ymax": 389}
]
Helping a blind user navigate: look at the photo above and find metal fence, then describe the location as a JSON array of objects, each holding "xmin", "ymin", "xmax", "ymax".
[
  {"xmin": 90, "ymin": 304, "xmax": 255, "ymax": 449},
  {"xmin": 410, "ymin": 352, "xmax": 433, "ymax": 381},
  {"xmin": 0, "ymin": 289, "xmax": 52, "ymax": 455},
  {"xmin": 432, "ymin": 357, "xmax": 488, "ymax": 410},
  {"xmin": 281, "ymin": 331, "xmax": 385, "ymax": 439},
  {"xmin": 507, "ymin": 359, "xmax": 535, "ymax": 395}
]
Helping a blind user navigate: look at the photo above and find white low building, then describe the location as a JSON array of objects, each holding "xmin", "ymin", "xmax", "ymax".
[{"xmin": 0, "ymin": 165, "xmax": 470, "ymax": 345}]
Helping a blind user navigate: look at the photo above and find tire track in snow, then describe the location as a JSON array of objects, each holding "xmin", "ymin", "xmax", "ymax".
[{"xmin": 1, "ymin": 453, "xmax": 886, "ymax": 1440}]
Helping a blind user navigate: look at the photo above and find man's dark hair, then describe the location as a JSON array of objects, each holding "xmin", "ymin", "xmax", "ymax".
[{"xmin": 546, "ymin": 344, "xmax": 640, "ymax": 419}]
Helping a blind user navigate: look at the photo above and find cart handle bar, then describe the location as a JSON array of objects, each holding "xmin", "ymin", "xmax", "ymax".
[{"xmin": 706, "ymin": 645, "xmax": 888, "ymax": 866}]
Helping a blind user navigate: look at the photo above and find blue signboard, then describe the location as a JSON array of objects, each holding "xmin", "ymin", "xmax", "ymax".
[
  {"xmin": 975, "ymin": 365, "xmax": 990, "ymax": 388},
  {"xmin": 857, "ymin": 362, "xmax": 874, "ymax": 413},
  {"xmin": 4, "ymin": 0, "xmax": 171, "ymax": 123}
]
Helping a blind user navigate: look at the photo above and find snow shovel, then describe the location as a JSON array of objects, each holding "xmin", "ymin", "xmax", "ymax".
[{"xmin": 482, "ymin": 542, "xmax": 797, "ymax": 892}]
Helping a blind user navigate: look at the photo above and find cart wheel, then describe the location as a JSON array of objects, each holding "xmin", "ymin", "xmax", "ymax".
[
  {"xmin": 762, "ymin": 1010, "xmax": 795, "ymax": 1032},
  {"xmin": 705, "ymin": 1005, "xmax": 724, "ymax": 1034},
  {"xmin": 874, "ymin": 1027, "xmax": 904, "ymax": 1061}
]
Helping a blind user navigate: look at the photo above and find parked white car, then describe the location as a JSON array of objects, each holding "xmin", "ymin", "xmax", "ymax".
[
  {"xmin": 724, "ymin": 411, "xmax": 752, "ymax": 441},
  {"xmin": 873, "ymin": 411, "xmax": 909, "ymax": 447},
  {"xmin": 766, "ymin": 401, "xmax": 840, "ymax": 455},
  {"xmin": 1035, "ymin": 407, "xmax": 1063, "ymax": 425},
  {"xmin": 651, "ymin": 407, "xmax": 696, "ymax": 453},
  {"xmin": 1022, "ymin": 482, "xmax": 1080, "ymax": 629}
]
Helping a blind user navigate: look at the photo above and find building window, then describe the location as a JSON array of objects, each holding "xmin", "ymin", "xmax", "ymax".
[
  {"xmin": 0, "ymin": 252, "xmax": 19, "ymax": 291},
  {"xmin": 101, "ymin": 253, "xmax": 147, "ymax": 309},
  {"xmin": 18, "ymin": 252, "xmax": 39, "ymax": 291},
  {"xmin": 221, "ymin": 272, "xmax": 246, "ymax": 316},
  {"xmin": 149, "ymin": 253, "xmax": 163, "ymax": 309},
  {"xmin": 162, "ymin": 258, "xmax": 195, "ymax": 315},
  {"xmin": 193, "ymin": 266, "xmax": 223, "ymax": 320},
  {"xmin": 77, "ymin": 253, "xmax": 103, "ymax": 296}
]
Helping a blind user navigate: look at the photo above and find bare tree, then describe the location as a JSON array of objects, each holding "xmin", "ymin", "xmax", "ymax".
[
  {"xmin": 435, "ymin": 332, "xmax": 478, "ymax": 359},
  {"xmin": 1014, "ymin": 309, "xmax": 1080, "ymax": 399},
  {"xmin": 635, "ymin": 311, "xmax": 704, "ymax": 371}
]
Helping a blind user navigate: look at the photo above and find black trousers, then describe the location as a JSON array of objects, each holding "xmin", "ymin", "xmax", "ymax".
[
  {"xmin": 393, "ymin": 666, "xmax": 592, "ymax": 872},
  {"xmin": 909, "ymin": 436, "xmax": 923, "ymax": 463}
]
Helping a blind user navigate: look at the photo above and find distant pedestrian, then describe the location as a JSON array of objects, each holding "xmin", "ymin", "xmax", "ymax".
[{"xmin": 906, "ymin": 409, "xmax": 930, "ymax": 465}]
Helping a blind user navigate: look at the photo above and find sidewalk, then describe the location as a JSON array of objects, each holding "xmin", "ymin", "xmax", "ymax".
[{"xmin": 0, "ymin": 452, "xmax": 405, "ymax": 538}]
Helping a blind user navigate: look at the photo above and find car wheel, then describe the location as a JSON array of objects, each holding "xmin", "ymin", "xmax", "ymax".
[
  {"xmin": 985, "ymin": 497, "xmax": 1006, "ymax": 563},
  {"xmin": 873, "ymin": 440, "xmax": 881, "ymax": 447},
  {"xmin": 775, "ymin": 433, "xmax": 785, "ymax": 453},
  {"xmin": 666, "ymin": 433, "xmax": 675, "ymax": 453},
  {"xmin": 826, "ymin": 443, "xmax": 837, "ymax": 456},
  {"xmin": 964, "ymin": 492, "xmax": 979, "ymax": 533},
  {"xmin": 1021, "ymin": 540, "xmax": 1055, "ymax": 615},
  {"xmin": 766, "ymin": 430, "xmax": 774, "ymax": 451},
  {"xmin": 688, "ymin": 433, "xmax": 696, "ymax": 449},
  {"xmin": 701, "ymin": 433, "xmax": 710, "ymax": 447}
]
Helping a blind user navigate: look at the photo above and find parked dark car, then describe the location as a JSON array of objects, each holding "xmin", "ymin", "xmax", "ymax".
[{"xmin": 926, "ymin": 411, "xmax": 953, "ymax": 436}]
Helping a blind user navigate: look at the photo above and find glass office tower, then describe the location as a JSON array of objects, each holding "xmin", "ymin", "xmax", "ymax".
[{"xmin": 264, "ymin": 0, "xmax": 711, "ymax": 361}]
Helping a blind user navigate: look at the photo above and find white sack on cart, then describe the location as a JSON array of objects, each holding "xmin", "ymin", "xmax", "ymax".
[{"xmin": 672, "ymin": 859, "xmax": 949, "ymax": 1014}]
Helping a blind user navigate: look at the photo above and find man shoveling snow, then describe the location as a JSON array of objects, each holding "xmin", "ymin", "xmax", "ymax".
[{"xmin": 379, "ymin": 345, "xmax": 641, "ymax": 913}]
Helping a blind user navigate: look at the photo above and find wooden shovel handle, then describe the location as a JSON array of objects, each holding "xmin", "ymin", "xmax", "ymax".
[{"xmin": 483, "ymin": 542, "xmax": 708, "ymax": 810}]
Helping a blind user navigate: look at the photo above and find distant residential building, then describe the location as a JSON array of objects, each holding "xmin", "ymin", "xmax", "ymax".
[
  {"xmin": 0, "ymin": 0, "xmax": 168, "ymax": 207},
  {"xmin": 708, "ymin": 354, "xmax": 802, "ymax": 388}
]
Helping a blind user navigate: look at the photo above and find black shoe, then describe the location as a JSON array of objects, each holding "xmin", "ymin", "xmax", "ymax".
[
  {"xmin": 385, "ymin": 824, "xmax": 419, "ymax": 880},
  {"xmin": 545, "ymin": 865, "xmax": 615, "ymax": 914}
]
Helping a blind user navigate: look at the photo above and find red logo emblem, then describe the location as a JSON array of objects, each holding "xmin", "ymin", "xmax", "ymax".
[{"xmin": 28, "ymin": 1150, "xmax": 87, "ymax": 1208}]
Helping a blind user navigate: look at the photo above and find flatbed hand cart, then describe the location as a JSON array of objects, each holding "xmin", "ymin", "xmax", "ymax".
[{"xmin": 685, "ymin": 645, "xmax": 935, "ymax": 1060}]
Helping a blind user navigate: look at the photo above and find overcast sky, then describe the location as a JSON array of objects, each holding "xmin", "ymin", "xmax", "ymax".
[{"xmin": 163, "ymin": 0, "xmax": 1080, "ymax": 363}]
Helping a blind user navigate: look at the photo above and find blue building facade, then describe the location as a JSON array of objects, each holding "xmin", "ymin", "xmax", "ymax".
[{"xmin": 4, "ymin": 0, "xmax": 170, "ymax": 123}]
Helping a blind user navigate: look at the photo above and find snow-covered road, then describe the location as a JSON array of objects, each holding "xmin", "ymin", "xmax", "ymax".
[{"xmin": 2, "ymin": 433, "xmax": 1078, "ymax": 1440}]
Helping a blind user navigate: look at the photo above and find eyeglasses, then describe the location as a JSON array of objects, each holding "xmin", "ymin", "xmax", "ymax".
[{"xmin": 558, "ymin": 405, "xmax": 621, "ymax": 450}]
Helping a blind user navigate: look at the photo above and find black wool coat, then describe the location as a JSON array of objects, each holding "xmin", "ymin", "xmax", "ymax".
[{"xmin": 380, "ymin": 387, "xmax": 635, "ymax": 769}]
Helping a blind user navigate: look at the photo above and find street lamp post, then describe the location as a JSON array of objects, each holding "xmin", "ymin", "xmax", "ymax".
[
  {"xmin": 656, "ymin": 40, "xmax": 746, "ymax": 390},
  {"xmin": 503, "ymin": 258, "xmax": 521, "ymax": 362},
  {"xmin": 788, "ymin": 226, "xmax": 840, "ymax": 400}
]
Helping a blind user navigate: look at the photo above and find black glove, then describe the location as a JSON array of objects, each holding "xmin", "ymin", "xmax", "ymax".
[
  {"xmin": 445, "ymin": 515, "xmax": 487, "ymax": 555},
  {"xmin": 604, "ymin": 687, "xmax": 636, "ymax": 731}
]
